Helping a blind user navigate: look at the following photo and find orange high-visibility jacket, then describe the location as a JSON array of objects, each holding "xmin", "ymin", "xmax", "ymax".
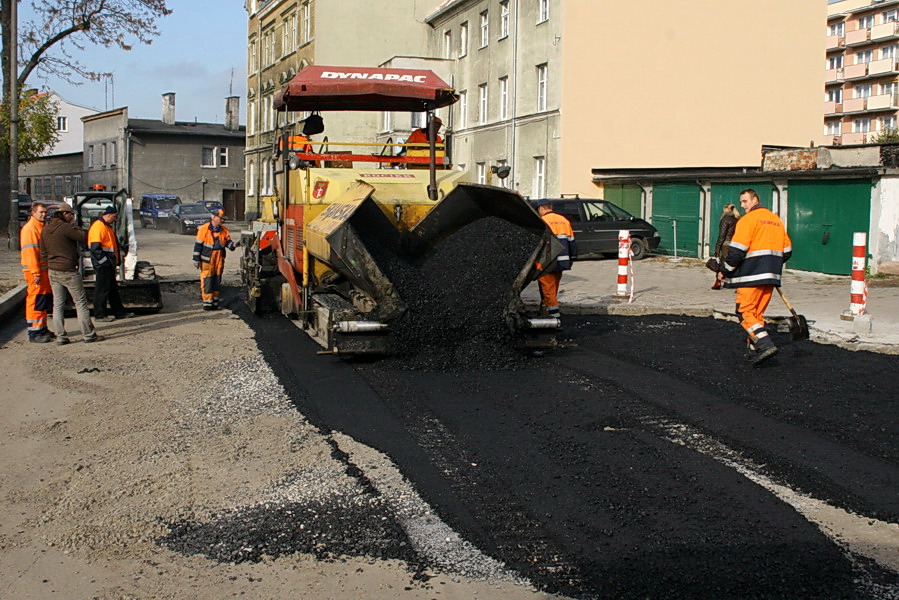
[
  {"xmin": 88, "ymin": 219, "xmax": 121, "ymax": 268},
  {"xmin": 193, "ymin": 223, "xmax": 236, "ymax": 264},
  {"xmin": 541, "ymin": 211, "xmax": 577, "ymax": 272},
  {"xmin": 20, "ymin": 217, "xmax": 47, "ymax": 276},
  {"xmin": 721, "ymin": 205, "xmax": 792, "ymax": 287},
  {"xmin": 279, "ymin": 134, "xmax": 313, "ymax": 154}
]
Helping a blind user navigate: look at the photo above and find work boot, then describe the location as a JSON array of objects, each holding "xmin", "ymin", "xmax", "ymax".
[
  {"xmin": 83, "ymin": 334, "xmax": 104, "ymax": 343},
  {"xmin": 29, "ymin": 332, "xmax": 52, "ymax": 343},
  {"xmin": 751, "ymin": 336, "xmax": 778, "ymax": 366},
  {"xmin": 95, "ymin": 315, "xmax": 116, "ymax": 322},
  {"xmin": 56, "ymin": 337, "xmax": 70, "ymax": 346}
]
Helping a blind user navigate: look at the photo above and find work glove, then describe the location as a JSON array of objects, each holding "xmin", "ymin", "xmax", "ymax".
[{"xmin": 193, "ymin": 261, "xmax": 200, "ymax": 270}]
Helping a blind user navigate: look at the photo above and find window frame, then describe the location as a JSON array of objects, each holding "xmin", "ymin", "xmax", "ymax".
[
  {"xmin": 201, "ymin": 146, "xmax": 216, "ymax": 168},
  {"xmin": 479, "ymin": 10, "xmax": 489, "ymax": 48},
  {"xmin": 537, "ymin": 0, "xmax": 549, "ymax": 24},
  {"xmin": 533, "ymin": 156, "xmax": 546, "ymax": 198},
  {"xmin": 500, "ymin": 0, "xmax": 510, "ymax": 39},
  {"xmin": 478, "ymin": 83, "xmax": 488, "ymax": 124},
  {"xmin": 536, "ymin": 63, "xmax": 548, "ymax": 112},
  {"xmin": 499, "ymin": 76, "xmax": 509, "ymax": 119},
  {"xmin": 459, "ymin": 21, "xmax": 469, "ymax": 57}
]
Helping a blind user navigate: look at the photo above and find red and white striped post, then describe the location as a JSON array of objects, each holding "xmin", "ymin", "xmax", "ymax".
[
  {"xmin": 614, "ymin": 230, "xmax": 633, "ymax": 300},
  {"xmin": 849, "ymin": 232, "xmax": 868, "ymax": 317}
]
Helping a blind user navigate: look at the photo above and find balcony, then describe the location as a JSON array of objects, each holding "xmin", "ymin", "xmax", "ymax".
[
  {"xmin": 872, "ymin": 21, "xmax": 899, "ymax": 41},
  {"xmin": 844, "ymin": 96, "xmax": 867, "ymax": 112},
  {"xmin": 867, "ymin": 92, "xmax": 899, "ymax": 110},
  {"xmin": 868, "ymin": 57, "xmax": 899, "ymax": 75},
  {"xmin": 846, "ymin": 27, "xmax": 872, "ymax": 46},
  {"xmin": 827, "ymin": 34, "xmax": 846, "ymax": 50},
  {"xmin": 824, "ymin": 100, "xmax": 844, "ymax": 115},
  {"xmin": 825, "ymin": 67, "xmax": 845, "ymax": 83},
  {"xmin": 842, "ymin": 131, "xmax": 870, "ymax": 144},
  {"xmin": 822, "ymin": 135, "xmax": 842, "ymax": 146},
  {"xmin": 844, "ymin": 62, "xmax": 869, "ymax": 79}
]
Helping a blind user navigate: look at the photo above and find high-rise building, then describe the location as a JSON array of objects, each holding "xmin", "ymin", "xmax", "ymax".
[{"xmin": 824, "ymin": 0, "xmax": 899, "ymax": 145}]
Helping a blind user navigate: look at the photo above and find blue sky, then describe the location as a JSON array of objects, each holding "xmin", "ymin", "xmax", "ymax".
[{"xmin": 21, "ymin": 0, "xmax": 248, "ymax": 124}]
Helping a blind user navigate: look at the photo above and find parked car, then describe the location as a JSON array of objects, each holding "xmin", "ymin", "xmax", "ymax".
[
  {"xmin": 529, "ymin": 198, "xmax": 661, "ymax": 260},
  {"xmin": 167, "ymin": 203, "xmax": 213, "ymax": 235},
  {"xmin": 201, "ymin": 200, "xmax": 224, "ymax": 214},
  {"xmin": 139, "ymin": 193, "xmax": 181, "ymax": 229}
]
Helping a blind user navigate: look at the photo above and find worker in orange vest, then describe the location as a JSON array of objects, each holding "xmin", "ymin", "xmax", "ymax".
[
  {"xmin": 20, "ymin": 201, "xmax": 53, "ymax": 342},
  {"xmin": 535, "ymin": 199, "xmax": 577, "ymax": 319},
  {"xmin": 398, "ymin": 117, "xmax": 443, "ymax": 156},
  {"xmin": 192, "ymin": 209, "xmax": 238, "ymax": 310},
  {"xmin": 88, "ymin": 205, "xmax": 134, "ymax": 322}
]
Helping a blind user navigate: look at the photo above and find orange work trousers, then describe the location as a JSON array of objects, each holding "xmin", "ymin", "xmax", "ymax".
[
  {"xmin": 199, "ymin": 251, "xmax": 226, "ymax": 307},
  {"xmin": 735, "ymin": 285, "xmax": 774, "ymax": 342},
  {"xmin": 24, "ymin": 270, "xmax": 52, "ymax": 337},
  {"xmin": 538, "ymin": 272, "xmax": 562, "ymax": 311}
]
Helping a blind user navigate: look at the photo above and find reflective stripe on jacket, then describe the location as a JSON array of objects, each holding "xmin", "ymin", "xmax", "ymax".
[
  {"xmin": 88, "ymin": 219, "xmax": 120, "ymax": 268},
  {"xmin": 193, "ymin": 223, "xmax": 236, "ymax": 263},
  {"xmin": 20, "ymin": 217, "xmax": 47, "ymax": 275},
  {"xmin": 541, "ymin": 211, "xmax": 577, "ymax": 272},
  {"xmin": 722, "ymin": 205, "xmax": 792, "ymax": 287}
]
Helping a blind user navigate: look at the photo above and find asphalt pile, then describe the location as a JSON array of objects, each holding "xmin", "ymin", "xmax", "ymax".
[{"xmin": 367, "ymin": 216, "xmax": 540, "ymax": 370}]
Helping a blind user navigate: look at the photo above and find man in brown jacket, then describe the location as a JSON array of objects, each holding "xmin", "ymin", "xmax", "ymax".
[{"xmin": 39, "ymin": 203, "xmax": 100, "ymax": 345}]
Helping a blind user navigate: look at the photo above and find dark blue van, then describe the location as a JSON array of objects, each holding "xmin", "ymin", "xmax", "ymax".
[{"xmin": 139, "ymin": 193, "xmax": 181, "ymax": 228}]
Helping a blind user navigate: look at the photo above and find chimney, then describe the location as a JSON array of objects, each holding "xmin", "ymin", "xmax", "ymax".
[
  {"xmin": 224, "ymin": 96, "xmax": 240, "ymax": 131},
  {"xmin": 162, "ymin": 92, "xmax": 176, "ymax": 125}
]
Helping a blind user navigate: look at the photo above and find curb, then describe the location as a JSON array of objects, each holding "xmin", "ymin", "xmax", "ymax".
[{"xmin": 0, "ymin": 283, "xmax": 26, "ymax": 324}]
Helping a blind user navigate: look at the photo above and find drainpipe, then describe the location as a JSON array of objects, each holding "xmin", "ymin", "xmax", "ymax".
[
  {"xmin": 509, "ymin": 0, "xmax": 520, "ymax": 188},
  {"xmin": 635, "ymin": 180, "xmax": 651, "ymax": 220}
]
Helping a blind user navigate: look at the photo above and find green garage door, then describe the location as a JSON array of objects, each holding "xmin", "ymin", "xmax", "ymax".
[
  {"xmin": 604, "ymin": 183, "xmax": 643, "ymax": 217},
  {"xmin": 652, "ymin": 183, "xmax": 701, "ymax": 257},
  {"xmin": 786, "ymin": 179, "xmax": 871, "ymax": 275}
]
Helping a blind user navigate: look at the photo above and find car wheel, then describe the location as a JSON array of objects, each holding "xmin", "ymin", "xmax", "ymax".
[{"xmin": 630, "ymin": 238, "xmax": 647, "ymax": 260}]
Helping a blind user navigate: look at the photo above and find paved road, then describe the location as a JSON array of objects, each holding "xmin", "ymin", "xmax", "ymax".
[{"xmin": 235, "ymin": 290, "xmax": 899, "ymax": 600}]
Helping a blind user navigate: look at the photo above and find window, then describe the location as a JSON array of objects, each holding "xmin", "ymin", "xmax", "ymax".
[
  {"xmin": 100, "ymin": 143, "xmax": 106, "ymax": 166},
  {"xmin": 202, "ymin": 147, "xmax": 215, "ymax": 167},
  {"xmin": 500, "ymin": 1, "xmax": 509, "ymax": 38},
  {"xmin": 537, "ymin": 0, "xmax": 549, "ymax": 24},
  {"xmin": 857, "ymin": 49, "xmax": 872, "ymax": 64},
  {"xmin": 478, "ymin": 83, "xmax": 488, "ymax": 124},
  {"xmin": 262, "ymin": 159, "xmax": 272, "ymax": 196},
  {"xmin": 883, "ymin": 81, "xmax": 897, "ymax": 97},
  {"xmin": 499, "ymin": 76, "xmax": 509, "ymax": 119},
  {"xmin": 248, "ymin": 100, "xmax": 255, "ymax": 136},
  {"xmin": 247, "ymin": 161, "xmax": 256, "ymax": 196},
  {"xmin": 56, "ymin": 116, "xmax": 68, "ymax": 132},
  {"xmin": 480, "ymin": 11, "xmax": 489, "ymax": 48},
  {"xmin": 459, "ymin": 22, "xmax": 468, "ymax": 57},
  {"xmin": 829, "ymin": 22, "xmax": 844, "ymax": 37},
  {"xmin": 382, "ymin": 111, "xmax": 392, "ymax": 133},
  {"xmin": 883, "ymin": 45, "xmax": 898, "ymax": 60},
  {"xmin": 854, "ymin": 117, "xmax": 871, "ymax": 133},
  {"xmin": 459, "ymin": 90, "xmax": 468, "ymax": 127},
  {"xmin": 302, "ymin": 1, "xmax": 311, "ymax": 44},
  {"xmin": 536, "ymin": 63, "xmax": 548, "ymax": 111},
  {"xmin": 824, "ymin": 121, "xmax": 841, "ymax": 136},
  {"xmin": 828, "ymin": 54, "xmax": 843, "ymax": 69},
  {"xmin": 477, "ymin": 162, "xmax": 486, "ymax": 184},
  {"xmin": 826, "ymin": 88, "xmax": 842, "ymax": 103},
  {"xmin": 855, "ymin": 83, "xmax": 872, "ymax": 98},
  {"xmin": 109, "ymin": 141, "xmax": 117, "ymax": 166},
  {"xmin": 219, "ymin": 147, "xmax": 229, "ymax": 167},
  {"xmin": 884, "ymin": 9, "xmax": 898, "ymax": 23},
  {"xmin": 54, "ymin": 176, "xmax": 63, "ymax": 197},
  {"xmin": 411, "ymin": 111, "xmax": 426, "ymax": 128},
  {"xmin": 249, "ymin": 41, "xmax": 257, "ymax": 71},
  {"xmin": 860, "ymin": 14, "xmax": 874, "ymax": 30},
  {"xmin": 882, "ymin": 115, "xmax": 897, "ymax": 129},
  {"xmin": 533, "ymin": 156, "xmax": 545, "ymax": 197},
  {"xmin": 444, "ymin": 30, "xmax": 453, "ymax": 58},
  {"xmin": 88, "ymin": 145, "xmax": 94, "ymax": 168}
]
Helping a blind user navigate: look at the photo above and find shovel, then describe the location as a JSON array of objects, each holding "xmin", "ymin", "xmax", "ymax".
[{"xmin": 775, "ymin": 287, "xmax": 810, "ymax": 341}]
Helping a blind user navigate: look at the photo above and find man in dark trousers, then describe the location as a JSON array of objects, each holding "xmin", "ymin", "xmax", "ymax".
[
  {"xmin": 40, "ymin": 203, "xmax": 100, "ymax": 344},
  {"xmin": 717, "ymin": 188, "xmax": 792, "ymax": 365},
  {"xmin": 88, "ymin": 205, "xmax": 134, "ymax": 322}
]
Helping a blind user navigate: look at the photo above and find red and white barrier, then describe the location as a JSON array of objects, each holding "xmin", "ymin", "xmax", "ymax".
[
  {"xmin": 849, "ymin": 232, "xmax": 868, "ymax": 316},
  {"xmin": 615, "ymin": 230, "xmax": 634, "ymax": 301}
]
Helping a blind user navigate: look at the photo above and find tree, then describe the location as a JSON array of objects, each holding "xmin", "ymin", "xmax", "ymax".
[
  {"xmin": 871, "ymin": 127, "xmax": 899, "ymax": 144},
  {"xmin": 1, "ymin": 0, "xmax": 172, "ymax": 233},
  {"xmin": 1, "ymin": 89, "xmax": 59, "ymax": 163}
]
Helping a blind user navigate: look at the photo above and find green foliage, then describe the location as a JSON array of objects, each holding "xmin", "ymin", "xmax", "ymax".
[
  {"xmin": 0, "ymin": 91, "xmax": 60, "ymax": 164},
  {"xmin": 871, "ymin": 127, "xmax": 899, "ymax": 143}
]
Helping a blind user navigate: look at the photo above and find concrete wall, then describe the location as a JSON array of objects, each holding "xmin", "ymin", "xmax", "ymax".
[
  {"xmin": 874, "ymin": 177, "xmax": 899, "ymax": 273},
  {"xmin": 82, "ymin": 109, "xmax": 128, "ymax": 192},
  {"xmin": 560, "ymin": 0, "xmax": 825, "ymax": 197}
]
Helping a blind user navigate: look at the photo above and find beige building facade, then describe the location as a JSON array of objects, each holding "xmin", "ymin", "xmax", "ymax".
[
  {"xmin": 823, "ymin": 0, "xmax": 899, "ymax": 145},
  {"xmin": 244, "ymin": 1, "xmax": 823, "ymax": 204}
]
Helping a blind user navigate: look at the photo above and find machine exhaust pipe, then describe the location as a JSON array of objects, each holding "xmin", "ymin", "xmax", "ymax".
[
  {"xmin": 334, "ymin": 320, "xmax": 389, "ymax": 333},
  {"xmin": 526, "ymin": 317, "xmax": 561, "ymax": 329}
]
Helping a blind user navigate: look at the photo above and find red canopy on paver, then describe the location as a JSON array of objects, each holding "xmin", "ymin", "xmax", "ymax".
[{"xmin": 273, "ymin": 65, "xmax": 458, "ymax": 112}]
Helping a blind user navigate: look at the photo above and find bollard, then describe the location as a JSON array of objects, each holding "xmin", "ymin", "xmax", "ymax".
[
  {"xmin": 850, "ymin": 232, "xmax": 868, "ymax": 316},
  {"xmin": 614, "ymin": 230, "xmax": 633, "ymax": 300},
  {"xmin": 841, "ymin": 232, "xmax": 868, "ymax": 321}
]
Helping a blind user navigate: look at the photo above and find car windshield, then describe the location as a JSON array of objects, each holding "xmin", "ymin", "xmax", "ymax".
[
  {"xmin": 155, "ymin": 198, "xmax": 180, "ymax": 209},
  {"xmin": 181, "ymin": 204, "xmax": 209, "ymax": 217}
]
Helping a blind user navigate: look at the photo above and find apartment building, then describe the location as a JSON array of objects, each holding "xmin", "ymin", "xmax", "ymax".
[
  {"xmin": 824, "ymin": 0, "xmax": 899, "ymax": 144},
  {"xmin": 243, "ymin": 0, "xmax": 432, "ymax": 213},
  {"xmin": 244, "ymin": 1, "xmax": 822, "ymax": 205}
]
